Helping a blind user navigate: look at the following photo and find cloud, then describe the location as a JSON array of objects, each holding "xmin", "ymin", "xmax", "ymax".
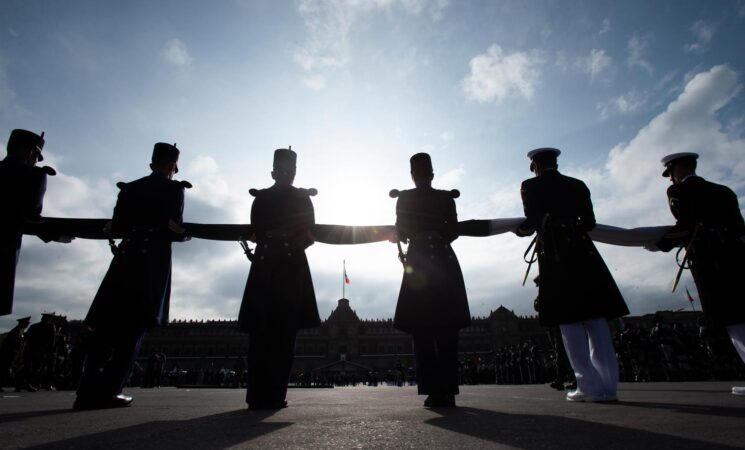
[
  {"xmin": 598, "ymin": 18, "xmax": 611, "ymax": 36},
  {"xmin": 294, "ymin": 0, "xmax": 450, "ymax": 87},
  {"xmin": 8, "ymin": 28, "xmax": 19, "ymax": 38},
  {"xmin": 163, "ymin": 39, "xmax": 192, "ymax": 66},
  {"xmin": 302, "ymin": 74, "xmax": 327, "ymax": 91},
  {"xmin": 0, "ymin": 55, "xmax": 15, "ymax": 109},
  {"xmin": 434, "ymin": 167, "xmax": 464, "ymax": 190},
  {"xmin": 627, "ymin": 34, "xmax": 653, "ymax": 75},
  {"xmin": 462, "ymin": 44, "xmax": 543, "ymax": 103},
  {"xmin": 685, "ymin": 20, "xmax": 716, "ymax": 53},
  {"xmin": 579, "ymin": 48, "xmax": 612, "ymax": 81},
  {"xmin": 599, "ymin": 65, "xmax": 743, "ymax": 222},
  {"xmin": 597, "ymin": 89, "xmax": 646, "ymax": 120}
]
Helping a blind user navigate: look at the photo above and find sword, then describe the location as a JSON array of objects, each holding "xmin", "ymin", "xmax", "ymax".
[
  {"xmin": 240, "ymin": 240, "xmax": 254, "ymax": 262},
  {"xmin": 672, "ymin": 223, "xmax": 701, "ymax": 293},
  {"xmin": 521, "ymin": 214, "xmax": 550, "ymax": 286},
  {"xmin": 522, "ymin": 235, "xmax": 538, "ymax": 286}
]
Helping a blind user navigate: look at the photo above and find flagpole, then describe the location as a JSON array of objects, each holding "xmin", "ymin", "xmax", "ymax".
[{"xmin": 343, "ymin": 259, "xmax": 346, "ymax": 299}]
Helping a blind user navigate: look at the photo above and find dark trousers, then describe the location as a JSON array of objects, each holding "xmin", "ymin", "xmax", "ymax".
[
  {"xmin": 246, "ymin": 328, "xmax": 297, "ymax": 405},
  {"xmin": 412, "ymin": 329, "xmax": 459, "ymax": 396},
  {"xmin": 548, "ymin": 326, "xmax": 574, "ymax": 384},
  {"xmin": 77, "ymin": 325, "xmax": 145, "ymax": 400},
  {"xmin": 0, "ymin": 234, "xmax": 21, "ymax": 316}
]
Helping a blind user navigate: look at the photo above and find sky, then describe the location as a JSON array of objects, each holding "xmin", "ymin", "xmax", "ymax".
[{"xmin": 1, "ymin": 0, "xmax": 744, "ymax": 331}]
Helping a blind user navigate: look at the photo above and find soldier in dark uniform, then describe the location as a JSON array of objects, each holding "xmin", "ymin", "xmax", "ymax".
[
  {"xmin": 393, "ymin": 153, "xmax": 470, "ymax": 408},
  {"xmin": 0, "ymin": 316, "xmax": 30, "ymax": 391},
  {"xmin": 238, "ymin": 148, "xmax": 320, "ymax": 410},
  {"xmin": 654, "ymin": 152, "xmax": 745, "ymax": 396},
  {"xmin": 515, "ymin": 148, "xmax": 628, "ymax": 402},
  {"xmin": 0, "ymin": 129, "xmax": 54, "ymax": 316},
  {"xmin": 74, "ymin": 143, "xmax": 188, "ymax": 409}
]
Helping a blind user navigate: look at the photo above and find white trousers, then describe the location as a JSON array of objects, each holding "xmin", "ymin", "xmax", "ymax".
[
  {"xmin": 560, "ymin": 318, "xmax": 619, "ymax": 397},
  {"xmin": 726, "ymin": 323, "xmax": 745, "ymax": 364}
]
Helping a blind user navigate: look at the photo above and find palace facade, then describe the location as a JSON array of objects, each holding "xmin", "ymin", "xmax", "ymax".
[{"xmin": 140, "ymin": 298, "xmax": 548, "ymax": 377}]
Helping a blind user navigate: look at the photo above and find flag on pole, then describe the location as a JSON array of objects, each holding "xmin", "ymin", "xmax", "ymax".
[
  {"xmin": 344, "ymin": 266, "xmax": 350, "ymax": 285},
  {"xmin": 685, "ymin": 287, "xmax": 695, "ymax": 303}
]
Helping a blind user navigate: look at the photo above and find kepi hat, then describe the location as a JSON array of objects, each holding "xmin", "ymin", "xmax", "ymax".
[
  {"xmin": 7, "ymin": 129, "xmax": 45, "ymax": 161},
  {"xmin": 273, "ymin": 147, "xmax": 297, "ymax": 173},
  {"xmin": 152, "ymin": 143, "xmax": 180, "ymax": 173},
  {"xmin": 661, "ymin": 152, "xmax": 698, "ymax": 177},
  {"xmin": 409, "ymin": 152, "xmax": 433, "ymax": 175}
]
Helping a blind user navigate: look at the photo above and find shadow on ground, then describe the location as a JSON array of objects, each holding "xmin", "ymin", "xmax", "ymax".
[
  {"xmin": 426, "ymin": 406, "xmax": 742, "ymax": 450},
  {"xmin": 24, "ymin": 409, "xmax": 290, "ymax": 450}
]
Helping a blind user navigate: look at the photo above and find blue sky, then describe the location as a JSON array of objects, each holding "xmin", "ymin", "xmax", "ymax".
[{"xmin": 2, "ymin": 0, "xmax": 744, "ymax": 331}]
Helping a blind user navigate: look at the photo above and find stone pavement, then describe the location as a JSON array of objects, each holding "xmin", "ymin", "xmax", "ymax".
[{"xmin": 1, "ymin": 382, "xmax": 744, "ymax": 449}]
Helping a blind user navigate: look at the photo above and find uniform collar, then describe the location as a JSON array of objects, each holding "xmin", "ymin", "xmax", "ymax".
[{"xmin": 681, "ymin": 174, "xmax": 700, "ymax": 184}]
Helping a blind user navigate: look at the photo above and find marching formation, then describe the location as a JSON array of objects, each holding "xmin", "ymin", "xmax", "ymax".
[{"xmin": 1, "ymin": 128, "xmax": 743, "ymax": 411}]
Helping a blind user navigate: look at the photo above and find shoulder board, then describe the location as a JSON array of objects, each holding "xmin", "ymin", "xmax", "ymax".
[
  {"xmin": 389, "ymin": 188, "xmax": 407, "ymax": 198},
  {"xmin": 296, "ymin": 187, "xmax": 318, "ymax": 197},
  {"xmin": 116, "ymin": 181, "xmax": 128, "ymax": 190},
  {"xmin": 174, "ymin": 180, "xmax": 192, "ymax": 189},
  {"xmin": 442, "ymin": 189, "xmax": 460, "ymax": 199},
  {"xmin": 37, "ymin": 166, "xmax": 56, "ymax": 176}
]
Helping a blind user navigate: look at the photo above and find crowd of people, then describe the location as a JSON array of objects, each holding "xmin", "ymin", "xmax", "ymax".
[{"xmin": 2, "ymin": 312, "xmax": 744, "ymax": 394}]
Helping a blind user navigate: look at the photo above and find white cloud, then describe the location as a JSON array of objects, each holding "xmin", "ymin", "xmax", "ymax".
[
  {"xmin": 294, "ymin": 0, "xmax": 450, "ymax": 88},
  {"xmin": 0, "ymin": 55, "xmax": 15, "ymax": 108},
  {"xmin": 685, "ymin": 20, "xmax": 716, "ymax": 53},
  {"xmin": 462, "ymin": 44, "xmax": 543, "ymax": 103},
  {"xmin": 579, "ymin": 48, "xmax": 612, "ymax": 81},
  {"xmin": 600, "ymin": 65, "xmax": 743, "ymax": 222},
  {"xmin": 302, "ymin": 74, "xmax": 327, "ymax": 91},
  {"xmin": 163, "ymin": 38, "xmax": 192, "ymax": 66},
  {"xmin": 597, "ymin": 89, "xmax": 646, "ymax": 120},
  {"xmin": 8, "ymin": 28, "xmax": 19, "ymax": 38},
  {"xmin": 598, "ymin": 18, "xmax": 611, "ymax": 36},
  {"xmin": 627, "ymin": 34, "xmax": 653, "ymax": 75},
  {"xmin": 434, "ymin": 167, "xmax": 464, "ymax": 190}
]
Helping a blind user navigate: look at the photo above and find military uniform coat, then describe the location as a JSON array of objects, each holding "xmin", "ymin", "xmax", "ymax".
[
  {"xmin": 84, "ymin": 172, "xmax": 185, "ymax": 331},
  {"xmin": 518, "ymin": 170, "xmax": 628, "ymax": 327},
  {"xmin": 394, "ymin": 187, "xmax": 471, "ymax": 333},
  {"xmin": 0, "ymin": 158, "xmax": 47, "ymax": 316},
  {"xmin": 657, "ymin": 176, "xmax": 745, "ymax": 328},
  {"xmin": 238, "ymin": 184, "xmax": 320, "ymax": 333}
]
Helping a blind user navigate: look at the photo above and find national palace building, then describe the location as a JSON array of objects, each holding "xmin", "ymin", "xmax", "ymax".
[{"xmin": 137, "ymin": 297, "xmax": 703, "ymax": 379}]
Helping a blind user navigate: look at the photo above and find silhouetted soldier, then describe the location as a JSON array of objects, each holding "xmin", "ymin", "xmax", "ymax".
[
  {"xmin": 0, "ymin": 129, "xmax": 56, "ymax": 316},
  {"xmin": 515, "ymin": 148, "xmax": 628, "ymax": 402},
  {"xmin": 74, "ymin": 143, "xmax": 188, "ymax": 409},
  {"xmin": 238, "ymin": 148, "xmax": 320, "ymax": 410},
  {"xmin": 654, "ymin": 152, "xmax": 745, "ymax": 395},
  {"xmin": 22, "ymin": 313, "xmax": 59, "ymax": 390},
  {"xmin": 393, "ymin": 153, "xmax": 470, "ymax": 408},
  {"xmin": 0, "ymin": 316, "xmax": 30, "ymax": 391}
]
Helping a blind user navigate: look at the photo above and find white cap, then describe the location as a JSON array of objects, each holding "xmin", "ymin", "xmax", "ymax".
[
  {"xmin": 527, "ymin": 147, "xmax": 561, "ymax": 159},
  {"xmin": 661, "ymin": 152, "xmax": 698, "ymax": 177}
]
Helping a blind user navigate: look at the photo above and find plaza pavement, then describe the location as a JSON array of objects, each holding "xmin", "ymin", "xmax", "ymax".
[{"xmin": 1, "ymin": 382, "xmax": 744, "ymax": 449}]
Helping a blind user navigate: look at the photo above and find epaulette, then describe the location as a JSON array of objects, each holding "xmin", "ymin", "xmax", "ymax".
[
  {"xmin": 37, "ymin": 165, "xmax": 56, "ymax": 176},
  {"xmin": 116, "ymin": 181, "xmax": 127, "ymax": 190},
  {"xmin": 296, "ymin": 187, "xmax": 318, "ymax": 197},
  {"xmin": 174, "ymin": 180, "xmax": 192, "ymax": 189}
]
